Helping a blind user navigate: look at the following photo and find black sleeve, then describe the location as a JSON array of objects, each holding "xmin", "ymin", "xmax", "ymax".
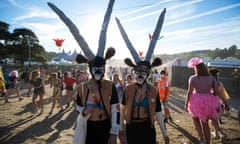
[
  {"xmin": 110, "ymin": 83, "xmax": 119, "ymax": 104},
  {"xmin": 122, "ymin": 91, "xmax": 126, "ymax": 105},
  {"xmin": 76, "ymin": 93, "xmax": 82, "ymax": 106},
  {"xmin": 155, "ymin": 94, "xmax": 162, "ymax": 112}
]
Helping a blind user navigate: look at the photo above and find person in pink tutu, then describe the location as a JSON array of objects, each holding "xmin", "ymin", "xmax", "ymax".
[{"xmin": 185, "ymin": 57, "xmax": 223, "ymax": 144}]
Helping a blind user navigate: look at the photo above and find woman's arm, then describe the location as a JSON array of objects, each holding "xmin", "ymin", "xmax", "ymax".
[{"xmin": 185, "ymin": 78, "xmax": 194, "ymax": 111}]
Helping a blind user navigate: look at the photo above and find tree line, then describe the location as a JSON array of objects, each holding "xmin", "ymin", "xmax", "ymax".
[{"xmin": 157, "ymin": 45, "xmax": 240, "ymax": 63}]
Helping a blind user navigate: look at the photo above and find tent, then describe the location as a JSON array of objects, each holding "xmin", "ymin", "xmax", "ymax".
[{"xmin": 54, "ymin": 49, "xmax": 78, "ymax": 61}]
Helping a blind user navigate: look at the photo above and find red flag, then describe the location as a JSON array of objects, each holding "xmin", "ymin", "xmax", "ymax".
[
  {"xmin": 53, "ymin": 38, "xmax": 65, "ymax": 47},
  {"xmin": 148, "ymin": 33, "xmax": 152, "ymax": 40}
]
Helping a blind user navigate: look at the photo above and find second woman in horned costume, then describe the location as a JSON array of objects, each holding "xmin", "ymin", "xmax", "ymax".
[
  {"xmin": 48, "ymin": 0, "xmax": 119, "ymax": 144},
  {"xmin": 116, "ymin": 8, "xmax": 169, "ymax": 144}
]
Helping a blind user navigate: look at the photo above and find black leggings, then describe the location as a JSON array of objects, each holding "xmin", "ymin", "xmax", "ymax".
[
  {"xmin": 86, "ymin": 119, "xmax": 111, "ymax": 144},
  {"xmin": 126, "ymin": 121, "xmax": 156, "ymax": 144}
]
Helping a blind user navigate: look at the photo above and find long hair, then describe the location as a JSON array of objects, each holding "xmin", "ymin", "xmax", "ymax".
[
  {"xmin": 31, "ymin": 70, "xmax": 39, "ymax": 80},
  {"xmin": 195, "ymin": 63, "xmax": 209, "ymax": 76}
]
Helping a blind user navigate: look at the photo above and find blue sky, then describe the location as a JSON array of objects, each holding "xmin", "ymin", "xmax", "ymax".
[{"xmin": 1, "ymin": 0, "xmax": 240, "ymax": 59}]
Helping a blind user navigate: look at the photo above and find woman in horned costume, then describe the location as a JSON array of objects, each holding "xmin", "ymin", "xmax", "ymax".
[
  {"xmin": 116, "ymin": 8, "xmax": 169, "ymax": 144},
  {"xmin": 48, "ymin": 0, "xmax": 119, "ymax": 144}
]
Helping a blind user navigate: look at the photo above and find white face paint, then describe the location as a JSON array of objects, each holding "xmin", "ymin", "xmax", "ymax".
[
  {"xmin": 91, "ymin": 66, "xmax": 105, "ymax": 80},
  {"xmin": 93, "ymin": 74, "xmax": 102, "ymax": 80},
  {"xmin": 134, "ymin": 71, "xmax": 147, "ymax": 84}
]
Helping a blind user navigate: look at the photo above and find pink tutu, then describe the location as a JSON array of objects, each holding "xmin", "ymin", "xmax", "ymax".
[{"xmin": 187, "ymin": 93, "xmax": 223, "ymax": 123}]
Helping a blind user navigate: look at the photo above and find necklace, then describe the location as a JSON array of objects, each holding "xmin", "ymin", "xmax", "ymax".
[{"xmin": 136, "ymin": 86, "xmax": 146, "ymax": 103}]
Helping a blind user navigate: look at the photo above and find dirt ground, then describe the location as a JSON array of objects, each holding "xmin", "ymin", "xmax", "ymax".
[{"xmin": 0, "ymin": 85, "xmax": 239, "ymax": 144}]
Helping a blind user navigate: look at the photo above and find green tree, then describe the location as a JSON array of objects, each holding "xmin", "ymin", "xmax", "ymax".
[
  {"xmin": 6, "ymin": 28, "xmax": 47, "ymax": 65},
  {"xmin": 0, "ymin": 21, "xmax": 11, "ymax": 59}
]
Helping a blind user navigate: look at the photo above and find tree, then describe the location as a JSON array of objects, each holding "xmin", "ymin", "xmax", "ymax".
[
  {"xmin": 5, "ymin": 28, "xmax": 47, "ymax": 65},
  {"xmin": 0, "ymin": 21, "xmax": 11, "ymax": 59}
]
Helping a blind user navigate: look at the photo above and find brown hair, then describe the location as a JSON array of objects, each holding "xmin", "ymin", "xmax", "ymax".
[
  {"xmin": 195, "ymin": 63, "xmax": 209, "ymax": 76},
  {"xmin": 31, "ymin": 70, "xmax": 39, "ymax": 80}
]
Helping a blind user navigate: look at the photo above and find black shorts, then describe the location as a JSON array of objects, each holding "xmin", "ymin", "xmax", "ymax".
[
  {"xmin": 34, "ymin": 87, "xmax": 44, "ymax": 95},
  {"xmin": 126, "ymin": 120, "xmax": 156, "ymax": 144},
  {"xmin": 65, "ymin": 86, "xmax": 73, "ymax": 91}
]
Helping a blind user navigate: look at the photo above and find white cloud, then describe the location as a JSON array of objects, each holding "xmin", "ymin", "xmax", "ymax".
[
  {"xmin": 155, "ymin": 16, "xmax": 240, "ymax": 54},
  {"xmin": 122, "ymin": 0, "xmax": 202, "ymax": 23},
  {"xmin": 168, "ymin": 3, "xmax": 240, "ymax": 25},
  {"xmin": 9, "ymin": 0, "xmax": 25, "ymax": 9}
]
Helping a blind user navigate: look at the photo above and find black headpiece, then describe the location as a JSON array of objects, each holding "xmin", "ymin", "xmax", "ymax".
[
  {"xmin": 115, "ymin": 8, "xmax": 166, "ymax": 75},
  {"xmin": 47, "ymin": 0, "xmax": 115, "ymax": 68}
]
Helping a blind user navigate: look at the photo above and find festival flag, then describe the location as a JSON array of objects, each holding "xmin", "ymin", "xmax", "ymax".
[
  {"xmin": 139, "ymin": 51, "xmax": 144, "ymax": 57},
  {"xmin": 148, "ymin": 33, "xmax": 164, "ymax": 40},
  {"xmin": 53, "ymin": 38, "xmax": 65, "ymax": 47}
]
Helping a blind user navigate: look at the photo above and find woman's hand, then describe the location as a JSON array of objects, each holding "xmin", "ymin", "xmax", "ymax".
[
  {"xmin": 164, "ymin": 136, "xmax": 169, "ymax": 144},
  {"xmin": 108, "ymin": 134, "xmax": 117, "ymax": 144},
  {"xmin": 82, "ymin": 106, "xmax": 94, "ymax": 116},
  {"xmin": 225, "ymin": 103, "xmax": 230, "ymax": 111},
  {"xmin": 185, "ymin": 103, "xmax": 188, "ymax": 112},
  {"xmin": 118, "ymin": 130, "xmax": 125, "ymax": 143}
]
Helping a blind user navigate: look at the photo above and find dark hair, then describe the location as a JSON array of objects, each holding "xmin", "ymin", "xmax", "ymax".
[
  {"xmin": 209, "ymin": 68, "xmax": 220, "ymax": 81},
  {"xmin": 160, "ymin": 70, "xmax": 166, "ymax": 75},
  {"xmin": 195, "ymin": 63, "xmax": 209, "ymax": 76},
  {"xmin": 126, "ymin": 74, "xmax": 132, "ymax": 80}
]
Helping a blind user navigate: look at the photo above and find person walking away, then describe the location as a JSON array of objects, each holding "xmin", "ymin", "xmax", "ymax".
[
  {"xmin": 6, "ymin": 70, "xmax": 23, "ymax": 102},
  {"xmin": 185, "ymin": 57, "xmax": 223, "ymax": 144},
  {"xmin": 28, "ymin": 70, "xmax": 45, "ymax": 114},
  {"xmin": 158, "ymin": 70, "xmax": 172, "ymax": 123},
  {"xmin": 48, "ymin": 73, "xmax": 64, "ymax": 115}
]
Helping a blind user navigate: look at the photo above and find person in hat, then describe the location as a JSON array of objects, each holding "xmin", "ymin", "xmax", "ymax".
[
  {"xmin": 185, "ymin": 57, "xmax": 223, "ymax": 144},
  {"xmin": 48, "ymin": 0, "xmax": 119, "ymax": 143},
  {"xmin": 116, "ymin": 8, "xmax": 169, "ymax": 144}
]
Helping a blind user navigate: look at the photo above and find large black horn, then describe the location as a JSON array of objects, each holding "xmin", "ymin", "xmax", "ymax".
[
  {"xmin": 97, "ymin": 0, "xmax": 115, "ymax": 58},
  {"xmin": 145, "ymin": 8, "xmax": 166, "ymax": 61},
  {"xmin": 115, "ymin": 17, "xmax": 141, "ymax": 64},
  {"xmin": 47, "ymin": 2, "xmax": 95, "ymax": 61}
]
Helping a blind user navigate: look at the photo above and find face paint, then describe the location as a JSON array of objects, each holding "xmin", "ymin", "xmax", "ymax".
[
  {"xmin": 91, "ymin": 66, "xmax": 105, "ymax": 80},
  {"xmin": 134, "ymin": 71, "xmax": 147, "ymax": 84},
  {"xmin": 161, "ymin": 74, "xmax": 165, "ymax": 78}
]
